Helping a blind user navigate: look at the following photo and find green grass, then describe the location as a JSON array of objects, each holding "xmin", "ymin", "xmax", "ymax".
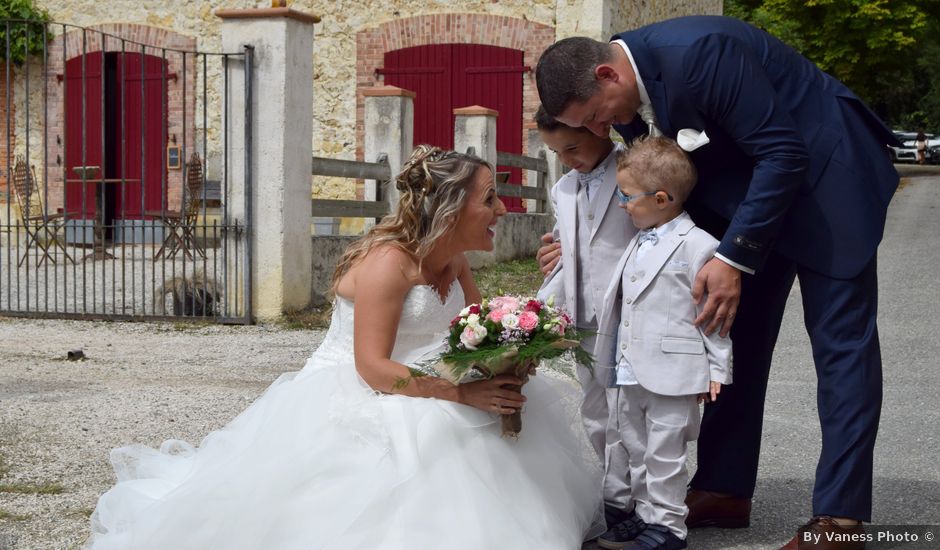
[
  {"xmin": 472, "ymin": 258, "xmax": 544, "ymax": 299},
  {"xmin": 277, "ymin": 306, "xmax": 334, "ymax": 331},
  {"xmin": 0, "ymin": 482, "xmax": 65, "ymax": 495},
  {"xmin": 0, "ymin": 509, "xmax": 30, "ymax": 521}
]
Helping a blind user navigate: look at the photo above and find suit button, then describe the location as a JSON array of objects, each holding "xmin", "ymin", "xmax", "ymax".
[
  {"xmin": 623, "ymin": 320, "xmax": 629, "ymax": 327},
  {"xmin": 625, "ymin": 297, "xmax": 633, "ymax": 304},
  {"xmin": 630, "ymin": 275, "xmax": 637, "ymax": 282},
  {"xmin": 620, "ymin": 343, "xmax": 627, "ymax": 350}
]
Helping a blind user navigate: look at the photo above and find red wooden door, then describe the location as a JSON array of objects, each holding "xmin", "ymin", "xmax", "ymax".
[
  {"xmin": 64, "ymin": 52, "xmax": 104, "ymax": 218},
  {"xmin": 115, "ymin": 53, "xmax": 167, "ymax": 219},
  {"xmin": 382, "ymin": 44, "xmax": 526, "ymax": 211},
  {"xmin": 64, "ymin": 52, "xmax": 166, "ymax": 220}
]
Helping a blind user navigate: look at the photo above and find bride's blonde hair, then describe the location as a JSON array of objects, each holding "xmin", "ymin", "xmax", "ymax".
[{"xmin": 331, "ymin": 145, "xmax": 491, "ymax": 292}]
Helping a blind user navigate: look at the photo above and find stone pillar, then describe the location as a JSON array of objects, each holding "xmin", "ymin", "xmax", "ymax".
[
  {"xmin": 453, "ymin": 106, "xmax": 498, "ymax": 168},
  {"xmin": 454, "ymin": 106, "xmax": 499, "ymax": 269},
  {"xmin": 217, "ymin": 7, "xmax": 319, "ymax": 322},
  {"xmin": 363, "ymin": 86, "xmax": 414, "ymax": 216}
]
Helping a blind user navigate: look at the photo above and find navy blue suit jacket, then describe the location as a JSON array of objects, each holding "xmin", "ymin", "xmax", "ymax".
[{"xmin": 612, "ymin": 16, "xmax": 898, "ymax": 278}]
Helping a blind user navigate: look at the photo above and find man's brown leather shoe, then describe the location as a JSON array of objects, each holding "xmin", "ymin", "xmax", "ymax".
[
  {"xmin": 684, "ymin": 489, "xmax": 752, "ymax": 529},
  {"xmin": 779, "ymin": 516, "xmax": 865, "ymax": 549}
]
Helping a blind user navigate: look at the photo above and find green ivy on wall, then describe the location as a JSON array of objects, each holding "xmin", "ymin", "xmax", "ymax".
[{"xmin": 0, "ymin": 0, "xmax": 51, "ymax": 65}]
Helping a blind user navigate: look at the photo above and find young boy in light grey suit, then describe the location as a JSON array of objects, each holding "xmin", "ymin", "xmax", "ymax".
[
  {"xmin": 534, "ymin": 106, "xmax": 638, "ymax": 529},
  {"xmin": 594, "ymin": 137, "xmax": 732, "ymax": 550}
]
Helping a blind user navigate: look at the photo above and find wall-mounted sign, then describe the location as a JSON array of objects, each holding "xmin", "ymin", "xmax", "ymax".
[{"xmin": 167, "ymin": 145, "xmax": 182, "ymax": 170}]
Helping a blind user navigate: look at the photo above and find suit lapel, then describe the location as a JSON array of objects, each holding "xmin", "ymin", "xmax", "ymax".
[
  {"xmin": 619, "ymin": 32, "xmax": 673, "ymax": 137},
  {"xmin": 589, "ymin": 170, "xmax": 619, "ymax": 241},
  {"xmin": 601, "ymin": 236, "xmax": 639, "ymax": 327},
  {"xmin": 625, "ymin": 216, "xmax": 696, "ymax": 300},
  {"xmin": 559, "ymin": 175, "xmax": 579, "ymax": 260},
  {"xmin": 644, "ymin": 80, "xmax": 673, "ymax": 137}
]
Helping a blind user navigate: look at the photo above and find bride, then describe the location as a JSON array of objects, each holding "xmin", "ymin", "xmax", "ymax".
[{"xmin": 86, "ymin": 146, "xmax": 604, "ymax": 550}]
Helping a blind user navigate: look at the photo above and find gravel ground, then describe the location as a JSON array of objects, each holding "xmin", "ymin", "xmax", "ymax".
[
  {"xmin": 1, "ymin": 170, "xmax": 939, "ymax": 550},
  {"xmin": 0, "ymin": 320, "xmax": 325, "ymax": 550}
]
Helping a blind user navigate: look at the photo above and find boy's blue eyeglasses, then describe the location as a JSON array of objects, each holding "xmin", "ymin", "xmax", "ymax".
[{"xmin": 615, "ymin": 187, "xmax": 675, "ymax": 206}]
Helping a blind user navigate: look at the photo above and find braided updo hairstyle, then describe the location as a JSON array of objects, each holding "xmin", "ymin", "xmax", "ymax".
[{"xmin": 331, "ymin": 145, "xmax": 491, "ymax": 292}]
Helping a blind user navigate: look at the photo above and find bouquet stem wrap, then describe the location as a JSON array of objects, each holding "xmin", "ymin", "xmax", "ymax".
[{"xmin": 436, "ymin": 339, "xmax": 581, "ymax": 437}]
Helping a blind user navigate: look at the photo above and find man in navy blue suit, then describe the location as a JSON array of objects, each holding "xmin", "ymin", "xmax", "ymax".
[{"xmin": 535, "ymin": 16, "xmax": 897, "ymax": 550}]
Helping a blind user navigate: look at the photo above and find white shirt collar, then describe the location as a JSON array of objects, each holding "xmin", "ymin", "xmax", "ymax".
[
  {"xmin": 574, "ymin": 141, "xmax": 624, "ymax": 188},
  {"xmin": 641, "ymin": 211, "xmax": 690, "ymax": 240},
  {"xmin": 611, "ymin": 39, "xmax": 652, "ymax": 108}
]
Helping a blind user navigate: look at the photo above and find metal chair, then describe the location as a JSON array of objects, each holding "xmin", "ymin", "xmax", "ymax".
[
  {"xmin": 148, "ymin": 152, "xmax": 206, "ymax": 260},
  {"xmin": 11, "ymin": 156, "xmax": 75, "ymax": 267}
]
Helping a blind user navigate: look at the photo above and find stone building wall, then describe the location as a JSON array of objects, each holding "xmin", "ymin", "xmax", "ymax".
[
  {"xmin": 9, "ymin": 0, "xmax": 719, "ymax": 218},
  {"xmin": 608, "ymin": 0, "xmax": 722, "ymax": 36}
]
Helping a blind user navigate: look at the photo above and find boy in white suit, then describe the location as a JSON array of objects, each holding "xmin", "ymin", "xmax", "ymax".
[
  {"xmin": 595, "ymin": 137, "xmax": 732, "ymax": 550},
  {"xmin": 534, "ymin": 106, "xmax": 638, "ymax": 529}
]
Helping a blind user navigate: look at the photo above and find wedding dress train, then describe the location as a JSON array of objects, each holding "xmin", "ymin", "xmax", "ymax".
[{"xmin": 86, "ymin": 283, "xmax": 603, "ymax": 550}]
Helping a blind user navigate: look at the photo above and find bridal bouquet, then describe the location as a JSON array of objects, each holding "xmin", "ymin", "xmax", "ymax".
[{"xmin": 437, "ymin": 295, "xmax": 592, "ymax": 437}]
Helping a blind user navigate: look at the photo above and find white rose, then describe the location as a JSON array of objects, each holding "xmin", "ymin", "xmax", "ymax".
[
  {"xmin": 501, "ymin": 313, "xmax": 519, "ymax": 329},
  {"xmin": 459, "ymin": 306, "xmax": 472, "ymax": 317},
  {"xmin": 460, "ymin": 324, "xmax": 487, "ymax": 350},
  {"xmin": 466, "ymin": 313, "xmax": 481, "ymax": 327}
]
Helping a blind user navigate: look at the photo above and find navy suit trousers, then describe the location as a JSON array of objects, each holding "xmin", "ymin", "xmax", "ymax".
[{"xmin": 689, "ymin": 208, "xmax": 882, "ymax": 521}]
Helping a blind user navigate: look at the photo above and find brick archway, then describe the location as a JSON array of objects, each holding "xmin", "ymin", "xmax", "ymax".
[{"xmin": 355, "ymin": 14, "xmax": 554, "ymax": 163}]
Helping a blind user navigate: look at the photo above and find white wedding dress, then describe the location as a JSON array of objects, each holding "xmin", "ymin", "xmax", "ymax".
[{"xmin": 86, "ymin": 282, "xmax": 604, "ymax": 550}]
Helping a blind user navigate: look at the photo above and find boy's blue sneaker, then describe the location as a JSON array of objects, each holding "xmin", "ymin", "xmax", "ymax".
[
  {"xmin": 596, "ymin": 510, "xmax": 648, "ymax": 549},
  {"xmin": 622, "ymin": 524, "xmax": 688, "ymax": 550}
]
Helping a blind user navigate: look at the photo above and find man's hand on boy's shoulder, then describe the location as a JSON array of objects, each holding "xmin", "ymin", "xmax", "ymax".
[{"xmin": 536, "ymin": 232, "xmax": 562, "ymax": 275}]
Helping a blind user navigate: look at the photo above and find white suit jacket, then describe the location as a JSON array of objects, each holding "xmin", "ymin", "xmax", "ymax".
[
  {"xmin": 595, "ymin": 213, "xmax": 733, "ymax": 395},
  {"xmin": 537, "ymin": 146, "xmax": 637, "ymax": 339}
]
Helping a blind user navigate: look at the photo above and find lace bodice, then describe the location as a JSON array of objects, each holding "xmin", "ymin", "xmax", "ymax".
[{"xmin": 308, "ymin": 281, "xmax": 465, "ymax": 369}]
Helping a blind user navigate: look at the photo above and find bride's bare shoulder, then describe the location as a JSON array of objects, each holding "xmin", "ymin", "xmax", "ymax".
[{"xmin": 337, "ymin": 245, "xmax": 419, "ymax": 301}]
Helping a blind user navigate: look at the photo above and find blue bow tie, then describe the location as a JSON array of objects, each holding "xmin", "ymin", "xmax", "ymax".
[
  {"xmin": 638, "ymin": 229, "xmax": 659, "ymax": 246},
  {"xmin": 577, "ymin": 165, "xmax": 607, "ymax": 188}
]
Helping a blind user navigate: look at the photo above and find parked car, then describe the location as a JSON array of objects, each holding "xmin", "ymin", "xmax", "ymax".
[
  {"xmin": 927, "ymin": 143, "xmax": 940, "ymax": 164},
  {"xmin": 888, "ymin": 131, "xmax": 919, "ymax": 163}
]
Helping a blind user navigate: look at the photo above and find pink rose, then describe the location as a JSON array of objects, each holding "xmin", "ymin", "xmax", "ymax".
[
  {"xmin": 486, "ymin": 309, "xmax": 506, "ymax": 323},
  {"xmin": 488, "ymin": 296, "xmax": 520, "ymax": 313},
  {"xmin": 518, "ymin": 311, "xmax": 539, "ymax": 332},
  {"xmin": 460, "ymin": 324, "xmax": 487, "ymax": 350}
]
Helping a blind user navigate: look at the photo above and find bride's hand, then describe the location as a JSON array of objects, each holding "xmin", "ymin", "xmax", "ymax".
[{"xmin": 457, "ymin": 374, "xmax": 526, "ymax": 415}]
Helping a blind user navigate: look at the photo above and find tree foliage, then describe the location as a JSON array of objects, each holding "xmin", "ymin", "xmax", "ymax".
[
  {"xmin": 726, "ymin": 0, "xmax": 940, "ymax": 130},
  {"xmin": 0, "ymin": 0, "xmax": 50, "ymax": 65}
]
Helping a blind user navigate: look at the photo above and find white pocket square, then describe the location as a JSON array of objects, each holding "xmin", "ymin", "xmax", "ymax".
[{"xmin": 676, "ymin": 129, "xmax": 710, "ymax": 152}]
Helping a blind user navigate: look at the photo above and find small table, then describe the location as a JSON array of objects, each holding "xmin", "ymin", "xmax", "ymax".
[{"xmin": 67, "ymin": 167, "xmax": 141, "ymax": 261}]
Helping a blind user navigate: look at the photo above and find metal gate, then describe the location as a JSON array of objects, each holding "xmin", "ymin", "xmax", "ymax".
[{"xmin": 0, "ymin": 20, "xmax": 252, "ymax": 323}]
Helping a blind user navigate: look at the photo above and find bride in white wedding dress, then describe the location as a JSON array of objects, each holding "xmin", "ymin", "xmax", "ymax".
[{"xmin": 86, "ymin": 146, "xmax": 604, "ymax": 550}]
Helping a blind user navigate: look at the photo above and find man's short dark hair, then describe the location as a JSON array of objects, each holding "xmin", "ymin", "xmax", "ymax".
[{"xmin": 536, "ymin": 37, "xmax": 611, "ymax": 117}]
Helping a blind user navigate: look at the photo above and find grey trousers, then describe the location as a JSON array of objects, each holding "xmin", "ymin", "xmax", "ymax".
[
  {"xmin": 577, "ymin": 333, "xmax": 632, "ymax": 511},
  {"xmin": 614, "ymin": 384, "xmax": 700, "ymax": 539}
]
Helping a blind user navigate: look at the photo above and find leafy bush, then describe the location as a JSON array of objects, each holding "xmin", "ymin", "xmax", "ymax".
[{"xmin": 0, "ymin": 0, "xmax": 51, "ymax": 65}]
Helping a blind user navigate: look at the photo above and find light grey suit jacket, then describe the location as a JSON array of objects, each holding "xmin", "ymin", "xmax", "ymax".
[
  {"xmin": 537, "ymin": 146, "xmax": 637, "ymax": 341},
  {"xmin": 595, "ymin": 213, "xmax": 733, "ymax": 396}
]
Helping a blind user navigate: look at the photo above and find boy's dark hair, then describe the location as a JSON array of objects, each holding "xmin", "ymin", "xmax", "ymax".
[
  {"xmin": 534, "ymin": 105, "xmax": 564, "ymax": 131},
  {"xmin": 536, "ymin": 37, "xmax": 611, "ymax": 116},
  {"xmin": 535, "ymin": 104, "xmax": 595, "ymax": 136}
]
